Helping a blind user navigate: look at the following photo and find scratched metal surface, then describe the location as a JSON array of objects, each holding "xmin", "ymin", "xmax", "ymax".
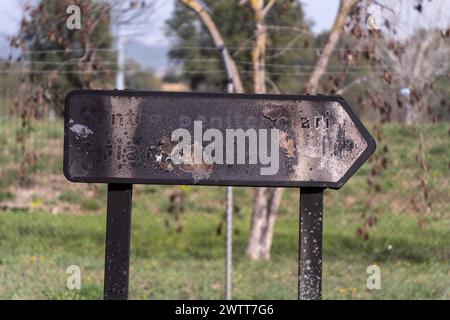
[{"xmin": 63, "ymin": 90, "xmax": 375, "ymax": 189}]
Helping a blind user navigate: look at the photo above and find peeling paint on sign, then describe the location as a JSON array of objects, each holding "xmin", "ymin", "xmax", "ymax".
[
  {"xmin": 64, "ymin": 91, "xmax": 375, "ymax": 189},
  {"xmin": 69, "ymin": 123, "xmax": 93, "ymax": 138}
]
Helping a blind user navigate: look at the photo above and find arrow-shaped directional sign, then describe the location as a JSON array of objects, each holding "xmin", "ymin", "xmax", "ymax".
[
  {"xmin": 64, "ymin": 90, "xmax": 376, "ymax": 189},
  {"xmin": 63, "ymin": 90, "xmax": 376, "ymax": 300}
]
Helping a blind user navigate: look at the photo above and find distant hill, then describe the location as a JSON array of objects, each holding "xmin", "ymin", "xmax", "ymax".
[{"xmin": 0, "ymin": 33, "xmax": 172, "ymax": 75}]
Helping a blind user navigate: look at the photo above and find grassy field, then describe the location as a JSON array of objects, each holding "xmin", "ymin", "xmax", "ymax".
[{"xmin": 0, "ymin": 118, "xmax": 448, "ymax": 299}]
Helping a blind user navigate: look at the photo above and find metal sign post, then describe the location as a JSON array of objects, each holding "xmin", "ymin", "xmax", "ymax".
[
  {"xmin": 63, "ymin": 90, "xmax": 375, "ymax": 300},
  {"xmin": 299, "ymin": 188, "xmax": 324, "ymax": 300},
  {"xmin": 104, "ymin": 183, "xmax": 133, "ymax": 300}
]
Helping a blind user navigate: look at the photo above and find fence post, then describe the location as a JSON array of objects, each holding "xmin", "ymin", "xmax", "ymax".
[
  {"xmin": 298, "ymin": 188, "xmax": 324, "ymax": 300},
  {"xmin": 225, "ymin": 185, "xmax": 233, "ymax": 300},
  {"xmin": 224, "ymin": 54, "xmax": 235, "ymax": 300},
  {"xmin": 103, "ymin": 183, "xmax": 133, "ymax": 300}
]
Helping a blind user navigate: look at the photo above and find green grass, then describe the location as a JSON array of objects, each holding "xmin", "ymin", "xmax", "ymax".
[
  {"xmin": 0, "ymin": 118, "xmax": 449, "ymax": 299},
  {"xmin": 0, "ymin": 196, "xmax": 448, "ymax": 299}
]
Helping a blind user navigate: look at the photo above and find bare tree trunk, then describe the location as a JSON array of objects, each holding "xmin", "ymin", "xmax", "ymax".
[
  {"xmin": 305, "ymin": 0, "xmax": 357, "ymax": 93},
  {"xmin": 248, "ymin": 0, "xmax": 276, "ymax": 94},
  {"xmin": 246, "ymin": 0, "xmax": 358, "ymax": 260},
  {"xmin": 246, "ymin": 187, "xmax": 283, "ymax": 259},
  {"xmin": 246, "ymin": 0, "xmax": 281, "ymax": 260},
  {"xmin": 252, "ymin": 21, "xmax": 267, "ymax": 93},
  {"xmin": 180, "ymin": 0, "xmax": 244, "ymax": 93}
]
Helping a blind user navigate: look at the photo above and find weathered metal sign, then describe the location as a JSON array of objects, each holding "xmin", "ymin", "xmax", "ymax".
[{"xmin": 64, "ymin": 90, "xmax": 375, "ymax": 189}]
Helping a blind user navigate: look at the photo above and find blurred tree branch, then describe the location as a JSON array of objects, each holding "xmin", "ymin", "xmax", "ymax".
[
  {"xmin": 306, "ymin": 0, "xmax": 358, "ymax": 93},
  {"xmin": 180, "ymin": 0, "xmax": 244, "ymax": 93}
]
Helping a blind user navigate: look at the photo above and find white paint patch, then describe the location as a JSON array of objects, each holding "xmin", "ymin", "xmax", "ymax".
[
  {"xmin": 291, "ymin": 101, "xmax": 367, "ymax": 183},
  {"xmin": 70, "ymin": 124, "xmax": 93, "ymax": 138}
]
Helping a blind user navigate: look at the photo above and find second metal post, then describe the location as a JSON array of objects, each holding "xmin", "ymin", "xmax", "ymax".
[{"xmin": 299, "ymin": 188, "xmax": 324, "ymax": 300}]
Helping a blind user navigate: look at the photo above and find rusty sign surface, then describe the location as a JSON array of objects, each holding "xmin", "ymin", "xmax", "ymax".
[{"xmin": 63, "ymin": 90, "xmax": 375, "ymax": 189}]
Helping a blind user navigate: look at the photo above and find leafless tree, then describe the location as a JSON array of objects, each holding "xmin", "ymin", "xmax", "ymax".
[{"xmin": 347, "ymin": 0, "xmax": 450, "ymax": 124}]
